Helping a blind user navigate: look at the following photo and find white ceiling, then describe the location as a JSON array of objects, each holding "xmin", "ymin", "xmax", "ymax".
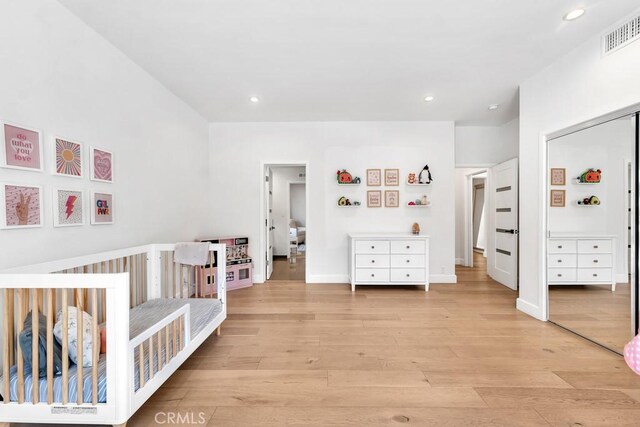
[{"xmin": 58, "ymin": 0, "xmax": 639, "ymax": 125}]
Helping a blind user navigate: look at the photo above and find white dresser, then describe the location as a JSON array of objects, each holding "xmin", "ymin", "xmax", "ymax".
[
  {"xmin": 348, "ymin": 233, "xmax": 430, "ymax": 292},
  {"xmin": 547, "ymin": 234, "xmax": 617, "ymax": 291}
]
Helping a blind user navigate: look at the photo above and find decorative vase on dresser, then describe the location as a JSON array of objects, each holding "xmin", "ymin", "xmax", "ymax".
[
  {"xmin": 547, "ymin": 233, "xmax": 617, "ymax": 291},
  {"xmin": 348, "ymin": 233, "xmax": 430, "ymax": 292}
]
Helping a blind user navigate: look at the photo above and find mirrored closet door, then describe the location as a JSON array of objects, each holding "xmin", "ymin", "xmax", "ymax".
[{"xmin": 547, "ymin": 113, "xmax": 639, "ymax": 354}]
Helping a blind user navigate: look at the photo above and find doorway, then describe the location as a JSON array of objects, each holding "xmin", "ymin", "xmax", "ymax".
[{"xmin": 261, "ymin": 162, "xmax": 309, "ymax": 283}]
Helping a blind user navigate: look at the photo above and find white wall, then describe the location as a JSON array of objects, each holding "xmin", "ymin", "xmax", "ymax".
[
  {"xmin": 290, "ymin": 183, "xmax": 306, "ymax": 227},
  {"xmin": 209, "ymin": 121, "xmax": 456, "ymax": 284},
  {"xmin": 0, "ymin": 1, "xmax": 210, "ymax": 270},
  {"xmin": 455, "ymin": 118, "xmax": 519, "ymax": 166},
  {"xmin": 271, "ymin": 166, "xmax": 305, "ymax": 255},
  {"xmin": 519, "ymin": 9, "xmax": 640, "ymax": 320},
  {"xmin": 548, "ymin": 117, "xmax": 634, "ymax": 280}
]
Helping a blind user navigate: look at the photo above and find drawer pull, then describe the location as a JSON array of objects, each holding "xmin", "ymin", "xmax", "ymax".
[
  {"xmin": 558, "ymin": 245, "xmax": 563, "ymax": 249},
  {"xmin": 593, "ymin": 273, "xmax": 598, "ymax": 277},
  {"xmin": 557, "ymin": 274, "xmax": 562, "ymax": 277},
  {"xmin": 593, "ymin": 245, "xmax": 599, "ymax": 249},
  {"xmin": 557, "ymin": 260, "xmax": 562, "ymax": 263},
  {"xmin": 371, "ymin": 260, "xmax": 375, "ymax": 263},
  {"xmin": 593, "ymin": 260, "xmax": 599, "ymax": 263},
  {"xmin": 371, "ymin": 274, "xmax": 375, "ymax": 277},
  {"xmin": 406, "ymin": 259, "xmax": 410, "ymax": 263},
  {"xmin": 406, "ymin": 245, "xmax": 410, "ymax": 249},
  {"xmin": 406, "ymin": 274, "xmax": 411, "ymax": 277},
  {"xmin": 371, "ymin": 246, "xmax": 375, "ymax": 249}
]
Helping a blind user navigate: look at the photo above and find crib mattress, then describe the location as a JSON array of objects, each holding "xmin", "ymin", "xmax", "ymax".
[{"xmin": 1, "ymin": 298, "xmax": 222, "ymax": 404}]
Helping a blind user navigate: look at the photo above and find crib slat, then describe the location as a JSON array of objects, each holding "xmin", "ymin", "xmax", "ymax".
[
  {"xmin": 179, "ymin": 265, "xmax": 184, "ymax": 299},
  {"xmin": 157, "ymin": 331, "xmax": 163, "ymax": 369},
  {"xmin": 138, "ymin": 343, "xmax": 145, "ymax": 388},
  {"xmin": 209, "ymin": 251, "xmax": 214, "ymax": 298},
  {"xmin": 46, "ymin": 289, "xmax": 54, "ymax": 404},
  {"xmin": 179, "ymin": 315, "xmax": 184, "ymax": 350},
  {"xmin": 165, "ymin": 325, "xmax": 170, "ymax": 361},
  {"xmin": 16, "ymin": 289, "xmax": 25, "ymax": 403},
  {"xmin": 173, "ymin": 319, "xmax": 178, "ymax": 357},
  {"xmin": 91, "ymin": 288, "xmax": 98, "ymax": 405},
  {"xmin": 62, "ymin": 290, "xmax": 69, "ymax": 404},
  {"xmin": 164, "ymin": 252, "xmax": 168, "ymax": 298},
  {"xmin": 149, "ymin": 337, "xmax": 154, "ymax": 379},
  {"xmin": 76, "ymin": 291, "xmax": 84, "ymax": 405},
  {"xmin": 143, "ymin": 253, "xmax": 148, "ymax": 303},
  {"xmin": 32, "ymin": 290, "xmax": 39, "ymax": 404},
  {"xmin": 3, "ymin": 289, "xmax": 13, "ymax": 404}
]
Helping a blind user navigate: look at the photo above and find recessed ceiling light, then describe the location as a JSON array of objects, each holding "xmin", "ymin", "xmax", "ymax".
[
  {"xmin": 424, "ymin": 96, "xmax": 435, "ymax": 102},
  {"xmin": 249, "ymin": 96, "xmax": 260, "ymax": 103},
  {"xmin": 564, "ymin": 8, "xmax": 585, "ymax": 21},
  {"xmin": 488, "ymin": 104, "xmax": 499, "ymax": 111}
]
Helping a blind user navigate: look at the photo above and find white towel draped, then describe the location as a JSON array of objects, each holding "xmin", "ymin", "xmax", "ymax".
[{"xmin": 173, "ymin": 242, "xmax": 210, "ymax": 266}]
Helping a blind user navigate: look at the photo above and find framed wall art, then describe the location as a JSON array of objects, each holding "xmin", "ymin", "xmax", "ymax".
[
  {"xmin": 367, "ymin": 169, "xmax": 381, "ymax": 186},
  {"xmin": 90, "ymin": 146, "xmax": 113, "ymax": 183},
  {"xmin": 91, "ymin": 192, "xmax": 114, "ymax": 225},
  {"xmin": 1, "ymin": 121, "xmax": 43, "ymax": 172},
  {"xmin": 384, "ymin": 169, "xmax": 399, "ymax": 186},
  {"xmin": 550, "ymin": 189, "xmax": 566, "ymax": 207},
  {"xmin": 550, "ymin": 168, "xmax": 566, "ymax": 186},
  {"xmin": 1, "ymin": 183, "xmax": 43, "ymax": 229},
  {"xmin": 53, "ymin": 188, "xmax": 85, "ymax": 227},
  {"xmin": 385, "ymin": 190, "xmax": 399, "ymax": 207},
  {"xmin": 367, "ymin": 190, "xmax": 382, "ymax": 207},
  {"xmin": 53, "ymin": 137, "xmax": 83, "ymax": 178}
]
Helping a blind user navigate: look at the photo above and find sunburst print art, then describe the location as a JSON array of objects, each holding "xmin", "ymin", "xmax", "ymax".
[{"xmin": 55, "ymin": 138, "xmax": 82, "ymax": 177}]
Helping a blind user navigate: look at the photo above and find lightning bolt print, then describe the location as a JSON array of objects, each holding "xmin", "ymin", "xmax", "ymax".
[{"xmin": 65, "ymin": 195, "xmax": 78, "ymax": 219}]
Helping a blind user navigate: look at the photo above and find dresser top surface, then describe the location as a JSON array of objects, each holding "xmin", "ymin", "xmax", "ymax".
[
  {"xmin": 549, "ymin": 232, "xmax": 616, "ymax": 239},
  {"xmin": 349, "ymin": 232, "xmax": 430, "ymax": 239}
]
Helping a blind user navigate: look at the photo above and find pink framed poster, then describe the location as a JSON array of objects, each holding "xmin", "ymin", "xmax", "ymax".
[
  {"xmin": 53, "ymin": 188, "xmax": 85, "ymax": 227},
  {"xmin": 91, "ymin": 192, "xmax": 114, "ymax": 225},
  {"xmin": 1, "ymin": 183, "xmax": 43, "ymax": 229},
  {"xmin": 1, "ymin": 122, "xmax": 43, "ymax": 171},
  {"xmin": 90, "ymin": 146, "xmax": 113, "ymax": 183},
  {"xmin": 53, "ymin": 137, "xmax": 83, "ymax": 178}
]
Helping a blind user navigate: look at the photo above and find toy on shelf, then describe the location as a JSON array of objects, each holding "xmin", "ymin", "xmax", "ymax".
[
  {"xmin": 419, "ymin": 164, "xmax": 433, "ymax": 184},
  {"xmin": 412, "ymin": 223, "xmax": 420, "ymax": 235},
  {"xmin": 407, "ymin": 173, "xmax": 417, "ymax": 184},
  {"xmin": 337, "ymin": 169, "xmax": 361, "ymax": 184},
  {"xmin": 338, "ymin": 196, "xmax": 361, "ymax": 207},
  {"xmin": 577, "ymin": 168, "xmax": 602, "ymax": 183},
  {"xmin": 408, "ymin": 195, "xmax": 429, "ymax": 206},
  {"xmin": 197, "ymin": 236, "xmax": 253, "ymax": 293},
  {"xmin": 577, "ymin": 195, "xmax": 601, "ymax": 206}
]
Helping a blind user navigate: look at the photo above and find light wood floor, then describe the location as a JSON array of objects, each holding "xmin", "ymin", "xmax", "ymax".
[
  {"xmin": 17, "ymin": 256, "xmax": 640, "ymax": 426},
  {"xmin": 269, "ymin": 253, "xmax": 306, "ymax": 282}
]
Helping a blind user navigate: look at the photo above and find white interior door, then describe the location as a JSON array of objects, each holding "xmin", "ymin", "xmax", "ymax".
[
  {"xmin": 488, "ymin": 158, "xmax": 519, "ymax": 290},
  {"xmin": 266, "ymin": 167, "xmax": 274, "ymax": 280}
]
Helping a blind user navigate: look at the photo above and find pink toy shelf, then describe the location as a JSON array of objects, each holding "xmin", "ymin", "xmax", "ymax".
[{"xmin": 197, "ymin": 237, "xmax": 253, "ymax": 293}]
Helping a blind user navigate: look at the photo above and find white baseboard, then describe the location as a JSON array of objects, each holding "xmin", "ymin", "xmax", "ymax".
[
  {"xmin": 430, "ymin": 274, "xmax": 457, "ymax": 284},
  {"xmin": 307, "ymin": 274, "xmax": 350, "ymax": 284},
  {"xmin": 617, "ymin": 274, "xmax": 629, "ymax": 284},
  {"xmin": 516, "ymin": 298, "xmax": 545, "ymax": 321},
  {"xmin": 455, "ymin": 258, "xmax": 465, "ymax": 265},
  {"xmin": 253, "ymin": 273, "xmax": 265, "ymax": 284}
]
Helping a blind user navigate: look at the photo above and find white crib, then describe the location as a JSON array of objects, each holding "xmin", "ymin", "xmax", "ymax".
[{"xmin": 0, "ymin": 243, "xmax": 226, "ymax": 426}]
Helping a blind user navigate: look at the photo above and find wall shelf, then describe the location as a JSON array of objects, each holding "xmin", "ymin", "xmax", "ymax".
[
  {"xmin": 406, "ymin": 203, "xmax": 432, "ymax": 208},
  {"xmin": 337, "ymin": 205, "xmax": 361, "ymax": 208},
  {"xmin": 406, "ymin": 182, "xmax": 432, "ymax": 186},
  {"xmin": 574, "ymin": 179, "xmax": 600, "ymax": 185},
  {"xmin": 576, "ymin": 202, "xmax": 601, "ymax": 206},
  {"xmin": 337, "ymin": 183, "xmax": 361, "ymax": 186}
]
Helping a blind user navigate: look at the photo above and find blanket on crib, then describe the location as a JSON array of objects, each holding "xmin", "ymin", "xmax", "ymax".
[{"xmin": 1, "ymin": 298, "xmax": 222, "ymax": 404}]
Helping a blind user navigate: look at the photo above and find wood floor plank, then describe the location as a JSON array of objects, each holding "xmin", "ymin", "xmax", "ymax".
[
  {"xmin": 475, "ymin": 387, "xmax": 640, "ymax": 409},
  {"xmin": 424, "ymin": 371, "xmax": 572, "ymax": 388},
  {"xmin": 553, "ymin": 371, "xmax": 640, "ymax": 389},
  {"xmin": 328, "ymin": 370, "xmax": 430, "ymax": 387},
  {"xmin": 536, "ymin": 408, "xmax": 640, "ymax": 427}
]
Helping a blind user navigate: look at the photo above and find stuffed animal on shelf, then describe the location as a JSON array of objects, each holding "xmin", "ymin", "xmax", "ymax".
[
  {"xmin": 338, "ymin": 196, "xmax": 353, "ymax": 206},
  {"xmin": 337, "ymin": 170, "xmax": 353, "ymax": 184},
  {"xmin": 577, "ymin": 168, "xmax": 602, "ymax": 183},
  {"xmin": 578, "ymin": 195, "xmax": 601, "ymax": 205},
  {"xmin": 407, "ymin": 173, "xmax": 417, "ymax": 184},
  {"xmin": 419, "ymin": 164, "xmax": 433, "ymax": 184},
  {"xmin": 412, "ymin": 223, "xmax": 420, "ymax": 235}
]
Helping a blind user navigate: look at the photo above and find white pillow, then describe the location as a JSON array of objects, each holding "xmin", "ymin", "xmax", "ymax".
[{"xmin": 53, "ymin": 307, "xmax": 94, "ymax": 367}]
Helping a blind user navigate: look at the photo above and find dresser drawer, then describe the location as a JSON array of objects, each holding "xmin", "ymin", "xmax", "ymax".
[
  {"xmin": 355, "ymin": 240, "xmax": 391, "ymax": 254},
  {"xmin": 390, "ymin": 240, "xmax": 425, "ymax": 254},
  {"xmin": 578, "ymin": 254, "xmax": 613, "ymax": 268},
  {"xmin": 578, "ymin": 239, "xmax": 612, "ymax": 254},
  {"xmin": 577, "ymin": 268, "xmax": 613, "ymax": 282},
  {"xmin": 548, "ymin": 240, "xmax": 577, "ymax": 254},
  {"xmin": 548, "ymin": 268, "xmax": 577, "ymax": 281},
  {"xmin": 390, "ymin": 268, "xmax": 426, "ymax": 283},
  {"xmin": 547, "ymin": 254, "xmax": 577, "ymax": 268},
  {"xmin": 390, "ymin": 254, "xmax": 425, "ymax": 268},
  {"xmin": 355, "ymin": 268, "xmax": 390, "ymax": 282},
  {"xmin": 356, "ymin": 254, "xmax": 390, "ymax": 268}
]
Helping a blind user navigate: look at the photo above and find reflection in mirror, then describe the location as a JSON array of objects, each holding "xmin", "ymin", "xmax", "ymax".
[{"xmin": 547, "ymin": 114, "xmax": 637, "ymax": 354}]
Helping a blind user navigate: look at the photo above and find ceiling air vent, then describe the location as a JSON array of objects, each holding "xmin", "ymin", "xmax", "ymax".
[{"xmin": 603, "ymin": 14, "xmax": 640, "ymax": 55}]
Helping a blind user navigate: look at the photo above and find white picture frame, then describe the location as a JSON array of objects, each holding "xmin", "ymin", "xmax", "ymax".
[
  {"xmin": 90, "ymin": 146, "xmax": 114, "ymax": 183},
  {"xmin": 52, "ymin": 188, "xmax": 85, "ymax": 227},
  {"xmin": 52, "ymin": 136, "xmax": 84, "ymax": 178},
  {"xmin": 91, "ymin": 191, "xmax": 114, "ymax": 225},
  {"xmin": 0, "ymin": 121, "xmax": 44, "ymax": 172},
  {"xmin": 0, "ymin": 182, "xmax": 44, "ymax": 229}
]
